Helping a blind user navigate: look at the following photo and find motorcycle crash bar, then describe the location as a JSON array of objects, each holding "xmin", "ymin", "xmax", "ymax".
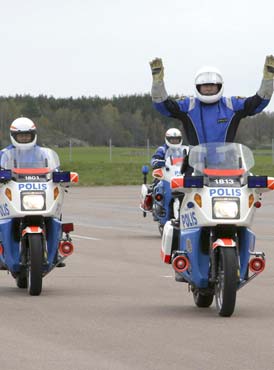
[
  {"xmin": 238, "ymin": 253, "xmax": 265, "ymax": 290},
  {"xmin": 59, "ymin": 241, "xmax": 74, "ymax": 257},
  {"xmin": 172, "ymin": 255, "xmax": 190, "ymax": 273}
]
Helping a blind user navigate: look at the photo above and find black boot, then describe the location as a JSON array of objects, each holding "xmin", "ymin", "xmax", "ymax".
[
  {"xmin": 175, "ymin": 272, "xmax": 186, "ymax": 282},
  {"xmin": 56, "ymin": 256, "xmax": 66, "ymax": 268}
]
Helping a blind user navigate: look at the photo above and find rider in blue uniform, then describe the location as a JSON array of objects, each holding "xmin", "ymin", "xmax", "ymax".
[
  {"xmin": 150, "ymin": 56, "xmax": 274, "ymax": 281},
  {"xmin": 151, "ymin": 128, "xmax": 188, "ymax": 168},
  {"xmin": 0, "ymin": 117, "xmax": 55, "ymax": 167},
  {"xmin": 0, "ymin": 117, "xmax": 65, "ymax": 267},
  {"xmin": 150, "ymin": 56, "xmax": 274, "ymax": 145}
]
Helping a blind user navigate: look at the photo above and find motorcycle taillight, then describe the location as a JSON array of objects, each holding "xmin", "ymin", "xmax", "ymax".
[
  {"xmin": 144, "ymin": 194, "xmax": 152, "ymax": 210},
  {"xmin": 62, "ymin": 223, "xmax": 74, "ymax": 233}
]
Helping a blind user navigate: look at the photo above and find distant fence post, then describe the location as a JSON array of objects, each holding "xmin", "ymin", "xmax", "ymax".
[
  {"xmin": 272, "ymin": 138, "xmax": 274, "ymax": 165},
  {"xmin": 69, "ymin": 139, "xmax": 72, "ymax": 162},
  {"xmin": 109, "ymin": 138, "xmax": 112, "ymax": 162},
  {"xmin": 147, "ymin": 138, "xmax": 150, "ymax": 162}
]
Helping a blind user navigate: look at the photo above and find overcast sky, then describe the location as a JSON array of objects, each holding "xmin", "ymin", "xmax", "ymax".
[{"xmin": 1, "ymin": 0, "xmax": 274, "ymax": 111}]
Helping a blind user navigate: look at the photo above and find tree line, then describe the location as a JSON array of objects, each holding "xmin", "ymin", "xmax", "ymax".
[{"xmin": 0, "ymin": 94, "xmax": 273, "ymax": 148}]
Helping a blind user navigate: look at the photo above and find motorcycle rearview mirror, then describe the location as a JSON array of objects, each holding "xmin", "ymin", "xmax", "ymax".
[
  {"xmin": 247, "ymin": 176, "xmax": 268, "ymax": 188},
  {"xmin": 52, "ymin": 171, "xmax": 71, "ymax": 183},
  {"xmin": 0, "ymin": 169, "xmax": 12, "ymax": 182},
  {"xmin": 184, "ymin": 176, "xmax": 204, "ymax": 188}
]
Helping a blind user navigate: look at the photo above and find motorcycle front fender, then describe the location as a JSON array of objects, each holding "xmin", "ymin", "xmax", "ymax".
[{"xmin": 212, "ymin": 238, "xmax": 236, "ymax": 250}]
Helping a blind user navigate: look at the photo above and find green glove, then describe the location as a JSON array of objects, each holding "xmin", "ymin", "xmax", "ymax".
[
  {"xmin": 150, "ymin": 57, "xmax": 164, "ymax": 82},
  {"xmin": 263, "ymin": 55, "xmax": 274, "ymax": 79}
]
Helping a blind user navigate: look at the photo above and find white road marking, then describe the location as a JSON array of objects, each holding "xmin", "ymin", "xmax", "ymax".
[
  {"xmin": 73, "ymin": 234, "xmax": 101, "ymax": 241},
  {"xmin": 161, "ymin": 275, "xmax": 173, "ymax": 278},
  {"xmin": 74, "ymin": 222, "xmax": 157, "ymax": 235}
]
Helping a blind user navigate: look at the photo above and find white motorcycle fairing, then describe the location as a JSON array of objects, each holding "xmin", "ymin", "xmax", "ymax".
[{"xmin": 161, "ymin": 142, "xmax": 272, "ymax": 316}]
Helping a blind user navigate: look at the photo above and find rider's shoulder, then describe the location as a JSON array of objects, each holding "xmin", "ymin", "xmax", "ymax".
[
  {"xmin": 0, "ymin": 144, "xmax": 14, "ymax": 153},
  {"xmin": 176, "ymin": 95, "xmax": 196, "ymax": 111},
  {"xmin": 156, "ymin": 144, "xmax": 166, "ymax": 152},
  {"xmin": 176, "ymin": 95, "xmax": 194, "ymax": 102},
  {"xmin": 224, "ymin": 95, "xmax": 247, "ymax": 102},
  {"xmin": 233, "ymin": 95, "xmax": 246, "ymax": 100},
  {"xmin": 222, "ymin": 96, "xmax": 247, "ymax": 110}
]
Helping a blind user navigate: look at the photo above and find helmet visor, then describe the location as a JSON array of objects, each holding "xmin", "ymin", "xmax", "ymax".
[
  {"xmin": 166, "ymin": 136, "xmax": 182, "ymax": 145},
  {"xmin": 197, "ymin": 83, "xmax": 222, "ymax": 96},
  {"xmin": 11, "ymin": 130, "xmax": 36, "ymax": 144}
]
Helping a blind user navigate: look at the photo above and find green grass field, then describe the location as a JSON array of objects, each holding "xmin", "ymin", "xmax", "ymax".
[
  {"xmin": 55, "ymin": 146, "xmax": 154, "ymax": 186},
  {"xmin": 54, "ymin": 146, "xmax": 274, "ymax": 186}
]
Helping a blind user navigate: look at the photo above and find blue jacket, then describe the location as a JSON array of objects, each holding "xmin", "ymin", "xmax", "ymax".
[
  {"xmin": 154, "ymin": 95, "xmax": 270, "ymax": 145},
  {"xmin": 151, "ymin": 144, "xmax": 188, "ymax": 168},
  {"xmin": 151, "ymin": 143, "xmax": 169, "ymax": 168}
]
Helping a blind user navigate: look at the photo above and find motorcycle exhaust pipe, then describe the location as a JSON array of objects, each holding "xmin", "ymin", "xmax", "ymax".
[
  {"xmin": 59, "ymin": 241, "xmax": 74, "ymax": 257},
  {"xmin": 249, "ymin": 257, "xmax": 265, "ymax": 274},
  {"xmin": 172, "ymin": 255, "xmax": 189, "ymax": 273}
]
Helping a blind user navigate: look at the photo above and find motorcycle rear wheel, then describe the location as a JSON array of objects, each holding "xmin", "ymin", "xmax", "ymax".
[
  {"xmin": 27, "ymin": 234, "xmax": 43, "ymax": 296},
  {"xmin": 193, "ymin": 290, "xmax": 214, "ymax": 308},
  {"xmin": 215, "ymin": 247, "xmax": 238, "ymax": 317}
]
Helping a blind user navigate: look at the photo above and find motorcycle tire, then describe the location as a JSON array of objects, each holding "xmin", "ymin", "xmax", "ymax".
[
  {"xmin": 193, "ymin": 291, "xmax": 214, "ymax": 308},
  {"xmin": 27, "ymin": 234, "xmax": 43, "ymax": 296},
  {"xmin": 215, "ymin": 247, "xmax": 238, "ymax": 317},
  {"xmin": 16, "ymin": 270, "xmax": 28, "ymax": 289},
  {"xmin": 158, "ymin": 224, "xmax": 164, "ymax": 236}
]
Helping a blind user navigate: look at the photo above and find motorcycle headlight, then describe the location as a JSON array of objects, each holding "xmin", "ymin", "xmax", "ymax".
[
  {"xmin": 21, "ymin": 192, "xmax": 46, "ymax": 211},
  {"xmin": 213, "ymin": 198, "xmax": 239, "ymax": 219}
]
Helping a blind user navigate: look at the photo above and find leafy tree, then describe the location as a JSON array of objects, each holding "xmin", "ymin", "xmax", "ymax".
[{"xmin": 0, "ymin": 94, "xmax": 272, "ymax": 148}]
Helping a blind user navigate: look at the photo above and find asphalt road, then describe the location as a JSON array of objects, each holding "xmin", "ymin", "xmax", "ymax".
[{"xmin": 1, "ymin": 186, "xmax": 274, "ymax": 370}]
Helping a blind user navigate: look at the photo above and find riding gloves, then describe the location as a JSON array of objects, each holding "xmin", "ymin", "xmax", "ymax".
[
  {"xmin": 257, "ymin": 55, "xmax": 274, "ymax": 99},
  {"xmin": 150, "ymin": 57, "xmax": 168, "ymax": 103}
]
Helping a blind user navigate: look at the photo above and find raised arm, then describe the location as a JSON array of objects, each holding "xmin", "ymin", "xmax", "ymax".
[
  {"xmin": 257, "ymin": 55, "xmax": 274, "ymax": 100},
  {"xmin": 150, "ymin": 57, "xmax": 168, "ymax": 103}
]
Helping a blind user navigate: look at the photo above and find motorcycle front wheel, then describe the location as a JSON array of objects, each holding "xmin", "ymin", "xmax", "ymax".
[
  {"xmin": 27, "ymin": 234, "xmax": 43, "ymax": 296},
  {"xmin": 215, "ymin": 247, "xmax": 238, "ymax": 317}
]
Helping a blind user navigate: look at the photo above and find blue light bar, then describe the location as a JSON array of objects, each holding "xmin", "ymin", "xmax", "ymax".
[
  {"xmin": 184, "ymin": 176, "xmax": 204, "ymax": 188},
  {"xmin": 247, "ymin": 176, "xmax": 267, "ymax": 188},
  {"xmin": 142, "ymin": 165, "xmax": 149, "ymax": 175},
  {"xmin": 52, "ymin": 171, "xmax": 71, "ymax": 183}
]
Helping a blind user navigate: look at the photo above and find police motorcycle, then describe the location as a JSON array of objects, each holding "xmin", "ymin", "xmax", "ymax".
[
  {"xmin": 161, "ymin": 142, "xmax": 274, "ymax": 317},
  {"xmin": 0, "ymin": 147, "xmax": 78, "ymax": 295},
  {"xmin": 140, "ymin": 146, "xmax": 188, "ymax": 235}
]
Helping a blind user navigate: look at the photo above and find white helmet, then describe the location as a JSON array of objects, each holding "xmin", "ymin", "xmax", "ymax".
[
  {"xmin": 10, "ymin": 117, "xmax": 37, "ymax": 150},
  {"xmin": 165, "ymin": 128, "xmax": 182, "ymax": 149},
  {"xmin": 194, "ymin": 66, "xmax": 224, "ymax": 104}
]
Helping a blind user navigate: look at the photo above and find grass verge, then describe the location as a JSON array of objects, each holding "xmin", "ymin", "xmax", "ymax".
[{"xmin": 55, "ymin": 146, "xmax": 274, "ymax": 186}]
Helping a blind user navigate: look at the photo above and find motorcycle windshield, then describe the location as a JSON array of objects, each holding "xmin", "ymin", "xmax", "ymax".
[
  {"xmin": 0, "ymin": 147, "xmax": 60, "ymax": 172},
  {"xmin": 165, "ymin": 146, "xmax": 187, "ymax": 166},
  {"xmin": 188, "ymin": 142, "xmax": 254, "ymax": 175}
]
